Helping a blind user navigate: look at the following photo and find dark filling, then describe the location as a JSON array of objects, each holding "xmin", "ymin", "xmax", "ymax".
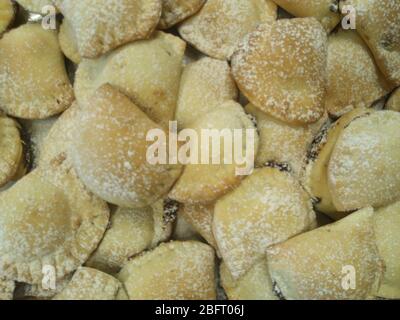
[
  {"xmin": 272, "ymin": 281, "xmax": 286, "ymax": 300},
  {"xmin": 163, "ymin": 198, "xmax": 180, "ymax": 225},
  {"xmin": 306, "ymin": 120, "xmax": 331, "ymax": 163},
  {"xmin": 265, "ymin": 161, "xmax": 291, "ymax": 173}
]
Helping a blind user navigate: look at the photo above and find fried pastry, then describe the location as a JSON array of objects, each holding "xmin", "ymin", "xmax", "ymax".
[
  {"xmin": 118, "ymin": 241, "xmax": 216, "ymax": 300},
  {"xmin": 55, "ymin": 0, "xmax": 162, "ymax": 58},
  {"xmin": 341, "ymin": 0, "xmax": 400, "ymax": 85},
  {"xmin": 71, "ymin": 84, "xmax": 182, "ymax": 208},
  {"xmin": 328, "ymin": 111, "xmax": 400, "ymax": 211},
  {"xmin": 374, "ymin": 201, "xmax": 400, "ymax": 299},
  {"xmin": 272, "ymin": 0, "xmax": 340, "ymax": 32},
  {"xmin": 169, "ymin": 101, "xmax": 258, "ymax": 204},
  {"xmin": 220, "ymin": 260, "xmax": 278, "ymax": 300},
  {"xmin": 86, "ymin": 201, "xmax": 173, "ymax": 274},
  {"xmin": 159, "ymin": 0, "xmax": 205, "ymax": 29},
  {"xmin": 232, "ymin": 18, "xmax": 327, "ymax": 125},
  {"xmin": 0, "ymin": 164, "xmax": 110, "ymax": 284},
  {"xmin": 0, "ymin": 24, "xmax": 74, "ymax": 119},
  {"xmin": 74, "ymin": 31, "xmax": 185, "ymax": 127},
  {"xmin": 0, "ymin": 115, "xmax": 23, "ymax": 187},
  {"xmin": 179, "ymin": 0, "xmax": 277, "ymax": 60},
  {"xmin": 213, "ymin": 167, "xmax": 316, "ymax": 279},
  {"xmin": 58, "ymin": 19, "xmax": 81, "ymax": 64},
  {"xmin": 267, "ymin": 208, "xmax": 384, "ymax": 300},
  {"xmin": 175, "ymin": 57, "xmax": 238, "ymax": 129},
  {"xmin": 387, "ymin": 88, "xmax": 400, "ymax": 112},
  {"xmin": 326, "ymin": 30, "xmax": 392, "ymax": 116},
  {"xmin": 0, "ymin": 0, "xmax": 14, "ymax": 34},
  {"xmin": 53, "ymin": 267, "xmax": 126, "ymax": 300},
  {"xmin": 16, "ymin": 0, "xmax": 54, "ymax": 13},
  {"xmin": 0, "ymin": 278, "xmax": 14, "ymax": 300}
]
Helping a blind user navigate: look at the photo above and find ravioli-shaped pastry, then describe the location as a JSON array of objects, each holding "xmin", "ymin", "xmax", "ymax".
[
  {"xmin": 232, "ymin": 18, "xmax": 327, "ymax": 125},
  {"xmin": 0, "ymin": 164, "xmax": 109, "ymax": 284},
  {"xmin": 387, "ymin": 88, "xmax": 400, "ymax": 112},
  {"xmin": 0, "ymin": 0, "xmax": 14, "ymax": 34},
  {"xmin": 214, "ymin": 167, "xmax": 316, "ymax": 279},
  {"xmin": 273, "ymin": 0, "xmax": 340, "ymax": 32},
  {"xmin": 326, "ymin": 30, "xmax": 392, "ymax": 116},
  {"xmin": 0, "ymin": 24, "xmax": 74, "ymax": 119},
  {"xmin": 86, "ymin": 201, "xmax": 173, "ymax": 274},
  {"xmin": 54, "ymin": 268, "xmax": 126, "ymax": 300},
  {"xmin": 374, "ymin": 201, "xmax": 400, "ymax": 299},
  {"xmin": 71, "ymin": 85, "xmax": 182, "ymax": 208},
  {"xmin": 169, "ymin": 101, "xmax": 259, "ymax": 204},
  {"xmin": 58, "ymin": 19, "xmax": 81, "ymax": 64},
  {"xmin": 75, "ymin": 31, "xmax": 185, "ymax": 127},
  {"xmin": 0, "ymin": 278, "xmax": 14, "ymax": 300},
  {"xmin": 16, "ymin": 0, "xmax": 53, "ymax": 13},
  {"xmin": 342, "ymin": 0, "xmax": 400, "ymax": 85},
  {"xmin": 180, "ymin": 203, "xmax": 217, "ymax": 248},
  {"xmin": 118, "ymin": 241, "xmax": 216, "ymax": 300},
  {"xmin": 159, "ymin": 0, "xmax": 205, "ymax": 29},
  {"xmin": 328, "ymin": 111, "xmax": 400, "ymax": 212},
  {"xmin": 175, "ymin": 57, "xmax": 238, "ymax": 129},
  {"xmin": 267, "ymin": 208, "xmax": 384, "ymax": 300},
  {"xmin": 179, "ymin": 0, "xmax": 277, "ymax": 60},
  {"xmin": 246, "ymin": 104, "xmax": 327, "ymax": 177},
  {"xmin": 56, "ymin": 0, "xmax": 162, "ymax": 58},
  {"xmin": 0, "ymin": 115, "xmax": 23, "ymax": 187},
  {"xmin": 220, "ymin": 260, "xmax": 278, "ymax": 300}
]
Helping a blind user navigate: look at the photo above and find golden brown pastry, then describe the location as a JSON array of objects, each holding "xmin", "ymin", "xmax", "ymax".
[
  {"xmin": 70, "ymin": 84, "xmax": 182, "ymax": 208},
  {"xmin": 272, "ymin": 0, "xmax": 340, "ymax": 32},
  {"xmin": 326, "ymin": 29, "xmax": 392, "ymax": 116},
  {"xmin": 374, "ymin": 201, "xmax": 400, "ymax": 299},
  {"xmin": 74, "ymin": 31, "xmax": 185, "ymax": 127},
  {"xmin": 0, "ymin": 24, "xmax": 74, "ymax": 119},
  {"xmin": 179, "ymin": 0, "xmax": 277, "ymax": 60},
  {"xmin": 387, "ymin": 88, "xmax": 400, "ymax": 112},
  {"xmin": 118, "ymin": 241, "xmax": 216, "ymax": 300},
  {"xmin": 53, "ymin": 267, "xmax": 126, "ymax": 300},
  {"xmin": 159, "ymin": 0, "xmax": 206, "ymax": 29},
  {"xmin": 232, "ymin": 18, "xmax": 328, "ymax": 125},
  {"xmin": 340, "ymin": 0, "xmax": 400, "ymax": 86},
  {"xmin": 220, "ymin": 260, "xmax": 278, "ymax": 300},
  {"xmin": 267, "ymin": 208, "xmax": 384, "ymax": 300},
  {"xmin": 175, "ymin": 57, "xmax": 238, "ymax": 129},
  {"xmin": 214, "ymin": 167, "xmax": 316, "ymax": 279},
  {"xmin": 0, "ymin": 163, "xmax": 110, "ymax": 284},
  {"xmin": 0, "ymin": 0, "xmax": 14, "ymax": 34},
  {"xmin": 56, "ymin": 0, "xmax": 162, "ymax": 58}
]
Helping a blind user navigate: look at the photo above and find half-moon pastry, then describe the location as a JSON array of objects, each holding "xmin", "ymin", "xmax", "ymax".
[
  {"xmin": 0, "ymin": 0, "xmax": 14, "ymax": 34},
  {"xmin": 159, "ymin": 0, "xmax": 205, "ymax": 29},
  {"xmin": 232, "ymin": 18, "xmax": 328, "ymax": 125}
]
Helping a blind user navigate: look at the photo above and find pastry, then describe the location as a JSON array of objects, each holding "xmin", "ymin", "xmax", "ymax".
[
  {"xmin": 118, "ymin": 241, "xmax": 216, "ymax": 300},
  {"xmin": 0, "ymin": 278, "xmax": 14, "ymax": 300},
  {"xmin": 267, "ymin": 207, "xmax": 384, "ymax": 300},
  {"xmin": 159, "ymin": 0, "xmax": 205, "ymax": 29},
  {"xmin": 0, "ymin": 0, "xmax": 14, "ymax": 34},
  {"xmin": 172, "ymin": 214, "xmax": 202, "ymax": 242},
  {"xmin": 16, "ymin": 0, "xmax": 54, "ymax": 13},
  {"xmin": 232, "ymin": 18, "xmax": 327, "ymax": 125},
  {"xmin": 74, "ymin": 31, "xmax": 185, "ymax": 127},
  {"xmin": 213, "ymin": 167, "xmax": 316, "ymax": 279},
  {"xmin": 0, "ymin": 24, "xmax": 74, "ymax": 119},
  {"xmin": 179, "ymin": 0, "xmax": 277, "ymax": 60},
  {"xmin": 58, "ymin": 19, "xmax": 81, "ymax": 64}
]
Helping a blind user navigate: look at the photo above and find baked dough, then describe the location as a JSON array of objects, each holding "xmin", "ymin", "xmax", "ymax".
[
  {"xmin": 374, "ymin": 201, "xmax": 400, "ymax": 299},
  {"xmin": 272, "ymin": 0, "xmax": 340, "ymax": 32},
  {"xmin": 175, "ymin": 57, "xmax": 238, "ymax": 129},
  {"xmin": 328, "ymin": 111, "xmax": 400, "ymax": 211},
  {"xmin": 0, "ymin": 0, "xmax": 14, "ymax": 34},
  {"xmin": 267, "ymin": 208, "xmax": 384, "ymax": 300},
  {"xmin": 71, "ymin": 84, "xmax": 183, "ymax": 208},
  {"xmin": 246, "ymin": 103, "xmax": 327, "ymax": 177},
  {"xmin": 0, "ymin": 115, "xmax": 23, "ymax": 187},
  {"xmin": 213, "ymin": 167, "xmax": 316, "ymax": 279},
  {"xmin": 53, "ymin": 267, "xmax": 126, "ymax": 300},
  {"xmin": 118, "ymin": 241, "xmax": 216, "ymax": 300},
  {"xmin": 0, "ymin": 24, "xmax": 74, "ymax": 119},
  {"xmin": 0, "ymin": 163, "xmax": 110, "ymax": 284},
  {"xmin": 74, "ymin": 31, "xmax": 185, "ymax": 127},
  {"xmin": 341, "ymin": 0, "xmax": 400, "ymax": 86},
  {"xmin": 179, "ymin": 0, "xmax": 277, "ymax": 60},
  {"xmin": 387, "ymin": 88, "xmax": 400, "ymax": 112},
  {"xmin": 56, "ymin": 0, "xmax": 162, "ymax": 58},
  {"xmin": 0, "ymin": 278, "xmax": 14, "ymax": 300},
  {"xmin": 232, "ymin": 18, "xmax": 327, "ymax": 125},
  {"xmin": 169, "ymin": 101, "xmax": 259, "ymax": 204},
  {"xmin": 86, "ymin": 200, "xmax": 173, "ymax": 274},
  {"xmin": 220, "ymin": 259, "xmax": 278, "ymax": 300},
  {"xmin": 172, "ymin": 214, "xmax": 202, "ymax": 242},
  {"xmin": 159, "ymin": 0, "xmax": 205, "ymax": 29},
  {"xmin": 58, "ymin": 19, "xmax": 81, "ymax": 64},
  {"xmin": 16, "ymin": 0, "xmax": 53, "ymax": 13},
  {"xmin": 326, "ymin": 30, "xmax": 392, "ymax": 116}
]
